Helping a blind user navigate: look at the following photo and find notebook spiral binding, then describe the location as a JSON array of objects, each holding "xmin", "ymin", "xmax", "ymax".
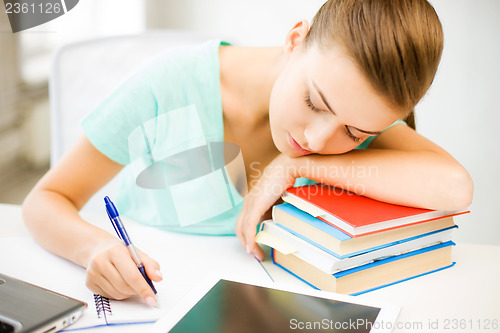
[{"xmin": 93, "ymin": 294, "xmax": 112, "ymax": 319}]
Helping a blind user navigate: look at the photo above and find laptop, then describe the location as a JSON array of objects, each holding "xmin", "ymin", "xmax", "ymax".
[{"xmin": 0, "ymin": 273, "xmax": 87, "ymax": 333}]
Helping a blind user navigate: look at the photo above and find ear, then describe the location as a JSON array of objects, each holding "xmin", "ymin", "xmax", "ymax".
[{"xmin": 284, "ymin": 20, "xmax": 310, "ymax": 55}]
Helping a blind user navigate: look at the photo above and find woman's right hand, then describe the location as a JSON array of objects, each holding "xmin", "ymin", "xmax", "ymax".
[{"xmin": 85, "ymin": 240, "xmax": 163, "ymax": 307}]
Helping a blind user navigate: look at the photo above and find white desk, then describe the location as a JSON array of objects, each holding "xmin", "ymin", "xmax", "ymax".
[{"xmin": 2, "ymin": 203, "xmax": 499, "ymax": 333}]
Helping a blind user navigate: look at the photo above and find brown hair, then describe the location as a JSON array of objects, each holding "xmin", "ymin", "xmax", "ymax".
[{"xmin": 305, "ymin": 0, "xmax": 443, "ymax": 124}]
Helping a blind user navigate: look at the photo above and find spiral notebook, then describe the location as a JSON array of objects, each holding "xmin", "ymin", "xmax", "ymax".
[{"xmin": 63, "ymin": 293, "xmax": 167, "ymax": 330}]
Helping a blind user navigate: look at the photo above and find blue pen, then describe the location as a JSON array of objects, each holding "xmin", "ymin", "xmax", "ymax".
[{"xmin": 104, "ymin": 196, "xmax": 157, "ymax": 295}]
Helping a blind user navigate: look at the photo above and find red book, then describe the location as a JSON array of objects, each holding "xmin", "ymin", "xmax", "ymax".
[{"xmin": 282, "ymin": 184, "xmax": 469, "ymax": 237}]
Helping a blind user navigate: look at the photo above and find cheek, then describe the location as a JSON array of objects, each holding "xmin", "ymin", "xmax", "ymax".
[
  {"xmin": 270, "ymin": 80, "xmax": 308, "ymax": 126},
  {"xmin": 269, "ymin": 88, "xmax": 306, "ymax": 153},
  {"xmin": 268, "ymin": 86, "xmax": 286, "ymax": 150},
  {"xmin": 269, "ymin": 78, "xmax": 295, "ymax": 128}
]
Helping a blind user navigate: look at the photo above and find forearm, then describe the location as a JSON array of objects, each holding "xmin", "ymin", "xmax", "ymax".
[
  {"xmin": 292, "ymin": 149, "xmax": 473, "ymax": 211},
  {"xmin": 22, "ymin": 189, "xmax": 115, "ymax": 268}
]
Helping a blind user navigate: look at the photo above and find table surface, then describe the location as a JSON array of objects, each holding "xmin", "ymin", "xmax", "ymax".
[{"xmin": 1, "ymin": 203, "xmax": 499, "ymax": 333}]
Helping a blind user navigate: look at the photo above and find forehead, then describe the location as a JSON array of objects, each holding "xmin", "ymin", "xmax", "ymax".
[{"xmin": 299, "ymin": 45, "xmax": 401, "ymax": 131}]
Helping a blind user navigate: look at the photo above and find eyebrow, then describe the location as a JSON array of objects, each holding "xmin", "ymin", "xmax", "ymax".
[{"xmin": 312, "ymin": 81, "xmax": 383, "ymax": 136}]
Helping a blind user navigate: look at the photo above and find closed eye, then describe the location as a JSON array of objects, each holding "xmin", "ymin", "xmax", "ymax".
[
  {"xmin": 305, "ymin": 94, "xmax": 323, "ymax": 113},
  {"xmin": 307, "ymin": 93, "xmax": 363, "ymax": 143},
  {"xmin": 345, "ymin": 126, "xmax": 363, "ymax": 143}
]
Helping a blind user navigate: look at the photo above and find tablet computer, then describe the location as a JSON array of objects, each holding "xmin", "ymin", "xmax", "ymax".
[
  {"xmin": 0, "ymin": 273, "xmax": 87, "ymax": 333},
  {"xmin": 150, "ymin": 275, "xmax": 400, "ymax": 333}
]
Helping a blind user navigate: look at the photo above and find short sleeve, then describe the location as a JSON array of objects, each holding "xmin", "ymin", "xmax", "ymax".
[
  {"xmin": 293, "ymin": 177, "xmax": 318, "ymax": 187},
  {"xmin": 81, "ymin": 68, "xmax": 159, "ymax": 165},
  {"xmin": 81, "ymin": 41, "xmax": 226, "ymax": 167},
  {"xmin": 355, "ymin": 119, "xmax": 407, "ymax": 150}
]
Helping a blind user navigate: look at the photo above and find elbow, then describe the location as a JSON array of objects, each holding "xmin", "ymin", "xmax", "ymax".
[
  {"xmin": 21, "ymin": 190, "xmax": 36, "ymax": 231},
  {"xmin": 22, "ymin": 187, "xmax": 45, "ymax": 234},
  {"xmin": 444, "ymin": 166, "xmax": 474, "ymax": 211}
]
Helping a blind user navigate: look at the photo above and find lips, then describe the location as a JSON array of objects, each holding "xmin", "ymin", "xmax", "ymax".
[{"xmin": 288, "ymin": 134, "xmax": 311, "ymax": 155}]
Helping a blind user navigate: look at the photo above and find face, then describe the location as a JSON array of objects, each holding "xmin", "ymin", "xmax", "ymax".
[{"xmin": 269, "ymin": 40, "xmax": 402, "ymax": 158}]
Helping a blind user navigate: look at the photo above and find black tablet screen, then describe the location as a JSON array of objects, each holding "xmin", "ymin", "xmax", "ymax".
[{"xmin": 170, "ymin": 280, "xmax": 380, "ymax": 333}]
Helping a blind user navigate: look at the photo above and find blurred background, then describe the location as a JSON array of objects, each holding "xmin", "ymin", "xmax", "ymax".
[{"xmin": 0, "ymin": 0, "xmax": 498, "ymax": 245}]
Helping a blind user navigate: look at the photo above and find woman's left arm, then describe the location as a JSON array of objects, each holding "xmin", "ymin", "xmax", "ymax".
[
  {"xmin": 300, "ymin": 124, "xmax": 473, "ymax": 210},
  {"xmin": 235, "ymin": 123, "xmax": 473, "ymax": 260}
]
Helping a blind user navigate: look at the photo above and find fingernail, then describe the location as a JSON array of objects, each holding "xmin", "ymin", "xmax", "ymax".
[
  {"xmin": 146, "ymin": 296, "xmax": 157, "ymax": 307},
  {"xmin": 246, "ymin": 245, "xmax": 251, "ymax": 254},
  {"xmin": 156, "ymin": 270, "xmax": 163, "ymax": 279},
  {"xmin": 253, "ymin": 254, "xmax": 262, "ymax": 262}
]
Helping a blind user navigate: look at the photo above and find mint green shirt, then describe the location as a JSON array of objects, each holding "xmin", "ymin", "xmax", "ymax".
[{"xmin": 82, "ymin": 40, "xmax": 405, "ymax": 235}]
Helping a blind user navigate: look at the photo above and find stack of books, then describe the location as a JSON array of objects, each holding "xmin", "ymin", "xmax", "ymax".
[{"xmin": 256, "ymin": 184, "xmax": 469, "ymax": 295}]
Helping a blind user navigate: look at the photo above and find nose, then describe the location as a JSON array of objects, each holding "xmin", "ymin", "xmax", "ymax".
[{"xmin": 304, "ymin": 117, "xmax": 340, "ymax": 152}]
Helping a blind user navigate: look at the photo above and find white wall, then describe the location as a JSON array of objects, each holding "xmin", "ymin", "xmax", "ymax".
[
  {"xmin": 146, "ymin": 0, "xmax": 326, "ymax": 46},
  {"xmin": 147, "ymin": 0, "xmax": 500, "ymax": 245},
  {"xmin": 419, "ymin": 0, "xmax": 500, "ymax": 245}
]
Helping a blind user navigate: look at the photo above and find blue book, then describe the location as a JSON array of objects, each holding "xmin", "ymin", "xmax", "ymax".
[
  {"xmin": 257, "ymin": 220, "xmax": 456, "ymax": 273},
  {"xmin": 273, "ymin": 203, "xmax": 456, "ymax": 258},
  {"xmin": 272, "ymin": 241, "xmax": 456, "ymax": 296}
]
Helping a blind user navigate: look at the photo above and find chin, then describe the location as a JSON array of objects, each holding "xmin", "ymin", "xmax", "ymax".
[
  {"xmin": 269, "ymin": 128, "xmax": 284, "ymax": 152},
  {"xmin": 276, "ymin": 137, "xmax": 299, "ymax": 157},
  {"xmin": 283, "ymin": 150, "xmax": 301, "ymax": 158}
]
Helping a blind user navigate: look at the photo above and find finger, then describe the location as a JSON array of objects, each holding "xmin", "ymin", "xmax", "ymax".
[
  {"xmin": 87, "ymin": 250, "xmax": 136, "ymax": 299},
  {"xmin": 235, "ymin": 211, "xmax": 247, "ymax": 249},
  {"xmin": 237, "ymin": 221, "xmax": 264, "ymax": 262},
  {"xmin": 107, "ymin": 261, "xmax": 140, "ymax": 295},
  {"xmin": 95, "ymin": 278, "xmax": 128, "ymax": 300},
  {"xmin": 86, "ymin": 280, "xmax": 107, "ymax": 297},
  {"xmin": 242, "ymin": 196, "xmax": 271, "ymax": 261},
  {"xmin": 86, "ymin": 268, "xmax": 131, "ymax": 300},
  {"xmin": 242, "ymin": 210, "xmax": 261, "ymax": 252},
  {"xmin": 235, "ymin": 198, "xmax": 254, "ymax": 250},
  {"xmin": 236, "ymin": 195, "xmax": 267, "ymax": 254},
  {"xmin": 247, "ymin": 242, "xmax": 265, "ymax": 262},
  {"xmin": 111, "ymin": 251, "xmax": 158, "ymax": 306},
  {"xmin": 138, "ymin": 251, "xmax": 163, "ymax": 282},
  {"xmin": 99, "ymin": 253, "xmax": 138, "ymax": 295}
]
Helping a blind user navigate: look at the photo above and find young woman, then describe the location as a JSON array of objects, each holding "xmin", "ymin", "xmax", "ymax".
[{"xmin": 22, "ymin": 0, "xmax": 473, "ymax": 307}]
